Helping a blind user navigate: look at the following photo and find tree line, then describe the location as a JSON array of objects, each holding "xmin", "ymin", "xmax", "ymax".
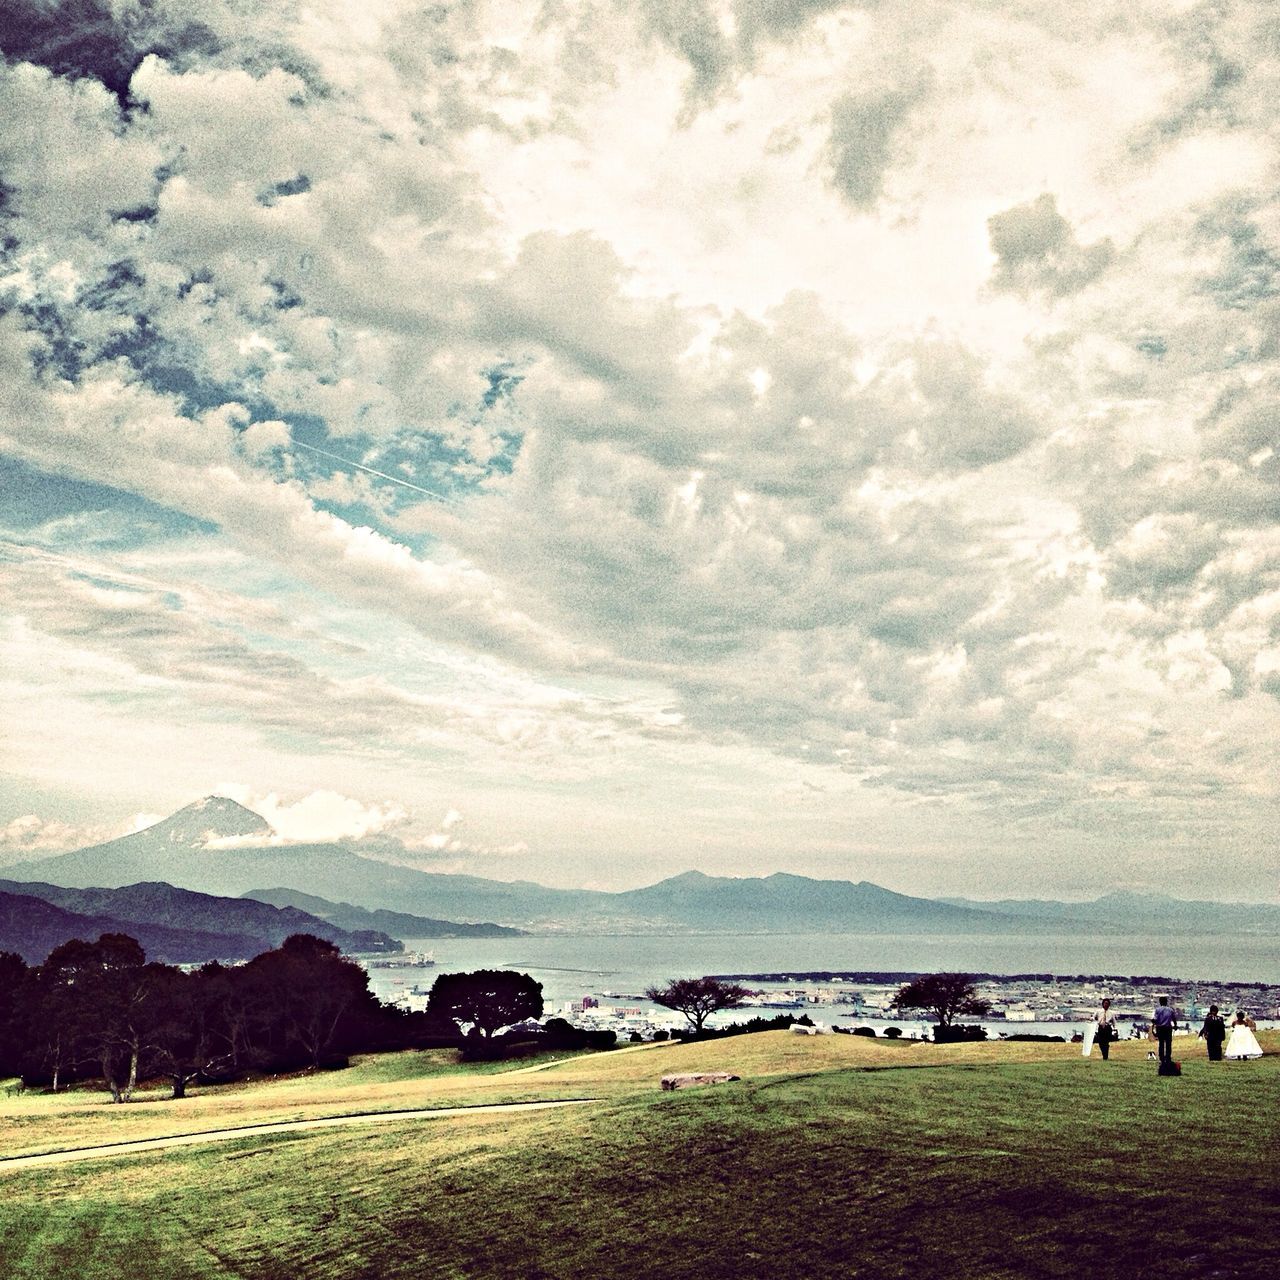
[
  {"xmin": 0, "ymin": 934, "xmax": 543, "ymax": 1101},
  {"xmin": 0, "ymin": 936, "xmax": 628, "ymax": 1101},
  {"xmin": 0, "ymin": 939, "xmax": 997, "ymax": 1104}
]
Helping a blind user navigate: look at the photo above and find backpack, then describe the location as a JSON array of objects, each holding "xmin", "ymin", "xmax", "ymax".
[{"xmin": 1157, "ymin": 1059, "xmax": 1182, "ymax": 1077}]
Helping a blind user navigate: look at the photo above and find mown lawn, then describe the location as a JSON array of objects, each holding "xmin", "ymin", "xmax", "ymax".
[{"xmin": 1, "ymin": 1033, "xmax": 1277, "ymax": 1280}]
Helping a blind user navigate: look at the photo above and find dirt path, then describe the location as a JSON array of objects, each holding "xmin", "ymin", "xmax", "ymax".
[
  {"xmin": 0, "ymin": 1098, "xmax": 597, "ymax": 1174},
  {"xmin": 499, "ymin": 1039, "xmax": 673, "ymax": 1075}
]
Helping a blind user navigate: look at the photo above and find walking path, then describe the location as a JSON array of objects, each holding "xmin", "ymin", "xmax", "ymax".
[
  {"xmin": 499, "ymin": 1039, "xmax": 672, "ymax": 1075},
  {"xmin": 0, "ymin": 1098, "xmax": 597, "ymax": 1174}
]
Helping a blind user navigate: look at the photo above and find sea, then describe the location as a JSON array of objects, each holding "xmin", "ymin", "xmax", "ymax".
[{"xmin": 363, "ymin": 930, "xmax": 1280, "ymax": 1036}]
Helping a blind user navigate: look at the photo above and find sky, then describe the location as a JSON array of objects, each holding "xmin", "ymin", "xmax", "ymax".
[{"xmin": 0, "ymin": 0, "xmax": 1277, "ymax": 900}]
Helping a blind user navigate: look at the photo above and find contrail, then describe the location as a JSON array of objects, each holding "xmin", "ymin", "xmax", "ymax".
[{"xmin": 292, "ymin": 439, "xmax": 455, "ymax": 503}]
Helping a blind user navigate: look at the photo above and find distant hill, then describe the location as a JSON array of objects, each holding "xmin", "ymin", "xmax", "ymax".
[
  {"xmin": 5, "ymin": 799, "xmax": 591, "ymax": 927},
  {"xmin": 1, "ymin": 797, "xmax": 273, "ymax": 889},
  {"xmin": 0, "ymin": 888, "xmax": 268, "ymax": 965},
  {"xmin": 241, "ymin": 888, "xmax": 526, "ymax": 938},
  {"xmin": 940, "ymin": 891, "xmax": 1280, "ymax": 936},
  {"xmin": 603, "ymin": 870, "xmax": 1069, "ymax": 934},
  {"xmin": 6, "ymin": 797, "xmax": 1097, "ymax": 934},
  {"xmin": 14, "ymin": 797, "xmax": 1269, "ymax": 936},
  {"xmin": 0, "ymin": 879, "xmax": 402, "ymax": 960}
]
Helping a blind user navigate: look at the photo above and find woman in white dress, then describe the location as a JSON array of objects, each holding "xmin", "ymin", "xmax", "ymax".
[{"xmin": 1224, "ymin": 1010, "xmax": 1263, "ymax": 1060}]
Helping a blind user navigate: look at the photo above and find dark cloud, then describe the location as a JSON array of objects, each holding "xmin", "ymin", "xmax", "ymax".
[
  {"xmin": 826, "ymin": 74, "xmax": 930, "ymax": 210},
  {"xmin": 1194, "ymin": 205, "xmax": 1280, "ymax": 311},
  {"xmin": 735, "ymin": 0, "xmax": 858, "ymax": 55},
  {"xmin": 634, "ymin": 0, "xmax": 734, "ymax": 108},
  {"xmin": 987, "ymin": 193, "xmax": 1114, "ymax": 297},
  {"xmin": 0, "ymin": 0, "xmax": 218, "ymax": 105}
]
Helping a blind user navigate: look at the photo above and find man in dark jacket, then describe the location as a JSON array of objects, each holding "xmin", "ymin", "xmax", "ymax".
[
  {"xmin": 1153, "ymin": 996, "xmax": 1176, "ymax": 1064},
  {"xmin": 1198, "ymin": 1005, "xmax": 1226, "ymax": 1061}
]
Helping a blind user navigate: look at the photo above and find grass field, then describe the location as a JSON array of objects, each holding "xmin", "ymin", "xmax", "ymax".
[{"xmin": 1, "ymin": 1032, "xmax": 1277, "ymax": 1279}]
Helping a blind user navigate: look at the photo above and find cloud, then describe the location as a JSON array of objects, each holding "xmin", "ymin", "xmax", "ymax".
[
  {"xmin": 206, "ymin": 787, "xmax": 408, "ymax": 845},
  {"xmin": 987, "ymin": 193, "xmax": 1115, "ymax": 297},
  {"xmin": 2, "ymin": 0, "xmax": 1280, "ymax": 898},
  {"xmin": 826, "ymin": 73, "xmax": 932, "ymax": 211},
  {"xmin": 203, "ymin": 789, "xmax": 530, "ymax": 865},
  {"xmin": 0, "ymin": 808, "xmax": 159, "ymax": 865},
  {"xmin": 389, "ymin": 806, "xmax": 530, "ymax": 864},
  {"xmin": 0, "ymin": 813, "xmax": 100, "ymax": 863}
]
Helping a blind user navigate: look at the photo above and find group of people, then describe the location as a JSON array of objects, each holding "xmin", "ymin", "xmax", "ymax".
[{"xmin": 1086, "ymin": 996, "xmax": 1264, "ymax": 1062}]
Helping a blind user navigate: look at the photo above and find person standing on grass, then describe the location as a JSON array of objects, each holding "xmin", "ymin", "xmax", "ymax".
[
  {"xmin": 1093, "ymin": 998, "xmax": 1118, "ymax": 1060},
  {"xmin": 1153, "ymin": 996, "xmax": 1176, "ymax": 1065},
  {"xmin": 1198, "ymin": 1006, "xmax": 1227, "ymax": 1061}
]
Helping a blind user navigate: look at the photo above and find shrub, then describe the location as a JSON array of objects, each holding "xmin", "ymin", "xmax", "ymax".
[
  {"xmin": 932, "ymin": 1023, "xmax": 988, "ymax": 1043},
  {"xmin": 672, "ymin": 1013, "xmax": 813, "ymax": 1043},
  {"xmin": 853, "ymin": 1026, "xmax": 877, "ymax": 1038},
  {"xmin": 883, "ymin": 1026, "xmax": 903, "ymax": 1039}
]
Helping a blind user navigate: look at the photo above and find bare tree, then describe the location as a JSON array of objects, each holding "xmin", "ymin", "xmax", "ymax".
[
  {"xmin": 644, "ymin": 976, "xmax": 751, "ymax": 1035},
  {"xmin": 890, "ymin": 973, "xmax": 990, "ymax": 1028}
]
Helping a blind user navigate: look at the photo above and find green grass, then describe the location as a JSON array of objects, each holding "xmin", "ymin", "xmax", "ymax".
[{"xmin": 2, "ymin": 1034, "xmax": 1277, "ymax": 1279}]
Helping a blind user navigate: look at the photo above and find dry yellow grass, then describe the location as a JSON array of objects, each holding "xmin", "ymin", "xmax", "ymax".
[
  {"xmin": 1, "ymin": 1030, "xmax": 1276, "ymax": 1280},
  {"xmin": 0, "ymin": 1029, "xmax": 1164, "ymax": 1160}
]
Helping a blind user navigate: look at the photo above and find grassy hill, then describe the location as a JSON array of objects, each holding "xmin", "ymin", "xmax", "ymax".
[{"xmin": 0, "ymin": 1032, "xmax": 1276, "ymax": 1279}]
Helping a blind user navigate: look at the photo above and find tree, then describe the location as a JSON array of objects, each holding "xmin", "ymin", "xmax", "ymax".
[
  {"xmin": 146, "ymin": 966, "xmax": 234, "ymax": 1099},
  {"xmin": 644, "ymin": 976, "xmax": 751, "ymax": 1035},
  {"xmin": 890, "ymin": 973, "xmax": 990, "ymax": 1029},
  {"xmin": 39, "ymin": 934, "xmax": 155, "ymax": 1102},
  {"xmin": 0, "ymin": 951, "xmax": 28, "ymax": 1079},
  {"xmin": 426, "ymin": 969, "xmax": 543, "ymax": 1039},
  {"xmin": 243, "ymin": 933, "xmax": 377, "ymax": 1068}
]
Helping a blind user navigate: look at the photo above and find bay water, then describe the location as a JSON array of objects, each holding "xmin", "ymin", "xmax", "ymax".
[{"xmin": 366, "ymin": 930, "xmax": 1280, "ymax": 1030}]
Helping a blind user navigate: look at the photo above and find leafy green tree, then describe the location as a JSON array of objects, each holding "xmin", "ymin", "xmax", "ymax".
[
  {"xmin": 644, "ymin": 976, "xmax": 751, "ymax": 1035},
  {"xmin": 890, "ymin": 973, "xmax": 990, "ymax": 1030},
  {"xmin": 426, "ymin": 969, "xmax": 543, "ymax": 1039}
]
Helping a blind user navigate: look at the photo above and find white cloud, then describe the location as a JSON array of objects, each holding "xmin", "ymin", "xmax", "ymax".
[
  {"xmin": 2, "ymin": 0, "xmax": 1279, "ymax": 898},
  {"xmin": 207, "ymin": 787, "xmax": 408, "ymax": 844},
  {"xmin": 0, "ymin": 814, "xmax": 99, "ymax": 862},
  {"xmin": 0, "ymin": 810, "xmax": 158, "ymax": 867}
]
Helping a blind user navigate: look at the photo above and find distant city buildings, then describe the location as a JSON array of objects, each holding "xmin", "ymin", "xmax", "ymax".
[{"xmin": 361, "ymin": 961, "xmax": 1279, "ymax": 1040}]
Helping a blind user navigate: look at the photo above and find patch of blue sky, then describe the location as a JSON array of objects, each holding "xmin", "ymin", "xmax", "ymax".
[
  {"xmin": 18, "ymin": 253, "xmax": 526, "ymax": 539},
  {"xmin": 60, "ymin": 566, "xmax": 160, "ymax": 598},
  {"xmin": 0, "ymin": 457, "xmax": 213, "ymax": 546},
  {"xmin": 283, "ymin": 422, "xmax": 516, "ymax": 556},
  {"xmin": 186, "ymin": 567, "xmax": 524, "ymax": 704},
  {"xmin": 139, "ymin": 340, "xmax": 273, "ymax": 420},
  {"xmin": 304, "ymin": 361, "xmax": 528, "ymax": 507},
  {"xmin": 212, "ymin": 605, "xmax": 466, "ymax": 698}
]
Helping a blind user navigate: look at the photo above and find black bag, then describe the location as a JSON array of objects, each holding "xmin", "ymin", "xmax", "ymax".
[{"xmin": 1157, "ymin": 1059, "xmax": 1181, "ymax": 1077}]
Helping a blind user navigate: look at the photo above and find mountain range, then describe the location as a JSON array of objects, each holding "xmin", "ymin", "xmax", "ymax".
[
  {"xmin": 0, "ymin": 878, "xmax": 404, "ymax": 964},
  {"xmin": 0, "ymin": 888, "xmax": 274, "ymax": 966},
  {"xmin": 939, "ymin": 892, "xmax": 1280, "ymax": 937},
  {"xmin": 5, "ymin": 797, "xmax": 1275, "ymax": 939},
  {"xmin": 2, "ymin": 798, "xmax": 1028, "ymax": 933},
  {"xmin": 240, "ymin": 888, "xmax": 525, "ymax": 939}
]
